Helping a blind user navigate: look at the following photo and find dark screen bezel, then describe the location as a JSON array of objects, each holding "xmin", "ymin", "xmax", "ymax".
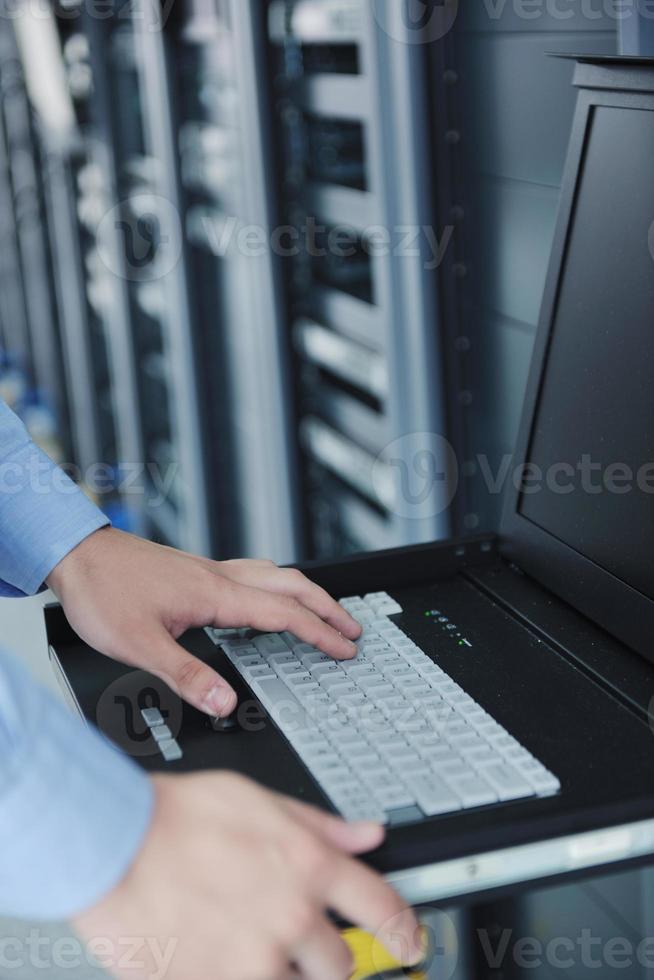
[{"xmin": 500, "ymin": 78, "xmax": 654, "ymax": 666}]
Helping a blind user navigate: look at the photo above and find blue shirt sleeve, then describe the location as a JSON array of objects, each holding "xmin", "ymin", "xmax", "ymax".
[
  {"xmin": 0, "ymin": 401, "xmax": 110, "ymax": 596},
  {"xmin": 0, "ymin": 648, "xmax": 154, "ymax": 920}
]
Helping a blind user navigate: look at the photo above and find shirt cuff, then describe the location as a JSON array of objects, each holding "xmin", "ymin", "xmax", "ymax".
[
  {"xmin": 0, "ymin": 655, "xmax": 154, "ymax": 921},
  {"xmin": 0, "ymin": 440, "xmax": 110, "ymax": 596}
]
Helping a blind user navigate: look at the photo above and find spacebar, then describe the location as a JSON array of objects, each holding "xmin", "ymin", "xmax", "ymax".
[{"xmin": 249, "ymin": 677, "xmax": 310, "ymax": 734}]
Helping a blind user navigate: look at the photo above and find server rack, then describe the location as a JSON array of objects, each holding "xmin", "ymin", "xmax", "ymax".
[
  {"xmin": 108, "ymin": 3, "xmax": 211, "ymax": 553},
  {"xmin": 153, "ymin": 0, "xmax": 300, "ymax": 562},
  {"xmin": 24, "ymin": 2, "xmax": 209, "ymax": 542},
  {"xmin": 268, "ymin": 0, "xmax": 454, "ymax": 558},
  {"xmin": 0, "ymin": 28, "xmax": 30, "ymax": 376},
  {"xmin": 7, "ymin": 0, "xmax": 460, "ymax": 564},
  {"xmin": 34, "ymin": 6, "xmax": 145, "ymax": 527},
  {"xmin": 0, "ymin": 21, "xmax": 71, "ymax": 459},
  {"xmin": 41, "ymin": 146, "xmax": 100, "ymax": 474}
]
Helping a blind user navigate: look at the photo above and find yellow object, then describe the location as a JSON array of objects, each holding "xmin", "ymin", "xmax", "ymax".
[{"xmin": 341, "ymin": 927, "xmax": 427, "ymax": 980}]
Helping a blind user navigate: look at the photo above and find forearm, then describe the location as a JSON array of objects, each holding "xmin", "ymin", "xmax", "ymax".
[
  {"xmin": 0, "ymin": 401, "xmax": 109, "ymax": 596},
  {"xmin": 0, "ymin": 649, "xmax": 153, "ymax": 920}
]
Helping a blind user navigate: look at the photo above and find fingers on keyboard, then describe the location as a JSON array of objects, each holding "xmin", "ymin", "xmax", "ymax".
[{"xmin": 210, "ymin": 593, "xmax": 560, "ymax": 823}]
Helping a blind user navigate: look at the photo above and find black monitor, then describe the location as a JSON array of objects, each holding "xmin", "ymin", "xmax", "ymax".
[{"xmin": 502, "ymin": 57, "xmax": 654, "ymax": 664}]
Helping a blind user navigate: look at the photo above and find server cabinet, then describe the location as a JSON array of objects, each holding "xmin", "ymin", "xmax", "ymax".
[
  {"xmin": 268, "ymin": 0, "xmax": 454, "ymax": 558},
  {"xmin": 149, "ymin": 0, "xmax": 300, "ymax": 562},
  {"xmin": 21, "ymin": 5, "xmax": 146, "ymax": 527},
  {"xmin": 0, "ymin": 29, "xmax": 30, "ymax": 376},
  {"xmin": 0, "ymin": 21, "xmax": 71, "ymax": 458}
]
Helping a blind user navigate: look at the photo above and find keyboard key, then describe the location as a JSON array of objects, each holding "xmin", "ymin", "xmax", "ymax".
[
  {"xmin": 380, "ymin": 696, "xmax": 409, "ymax": 718},
  {"xmin": 407, "ymin": 774, "xmax": 462, "ymax": 816},
  {"xmin": 322, "ymin": 683, "xmax": 360, "ymax": 699},
  {"xmin": 277, "ymin": 663, "xmax": 310, "ymax": 678},
  {"xmin": 381, "ymin": 661, "xmax": 414, "ymax": 677},
  {"xmin": 280, "ymin": 632, "xmax": 301, "ymax": 649},
  {"xmin": 314, "ymin": 764, "xmax": 353, "ymax": 785},
  {"xmin": 159, "ymin": 738, "xmax": 183, "ymax": 762},
  {"xmin": 141, "ymin": 707, "xmax": 163, "ymax": 728},
  {"xmin": 463, "ymin": 746, "xmax": 497, "ymax": 766},
  {"xmin": 387, "ymin": 754, "xmax": 431, "ymax": 775},
  {"xmin": 319, "ymin": 672, "xmax": 351, "ymax": 689},
  {"xmin": 526, "ymin": 769, "xmax": 561, "ymax": 796},
  {"xmin": 374, "ymin": 786, "xmax": 417, "ymax": 809},
  {"xmin": 294, "ymin": 643, "xmax": 318, "ymax": 657},
  {"xmin": 327, "ymin": 725, "xmax": 361, "ymax": 746},
  {"xmin": 242, "ymin": 665, "xmax": 276, "ymax": 682},
  {"xmin": 448, "ymin": 733, "xmax": 486, "ymax": 752},
  {"xmin": 369, "ymin": 685, "xmax": 401, "ymax": 702},
  {"xmin": 237, "ymin": 655, "xmax": 266, "ymax": 669},
  {"xmin": 269, "ymin": 652, "xmax": 298, "ymax": 666},
  {"xmin": 349, "ymin": 758, "xmax": 385, "ymax": 782},
  {"xmin": 226, "ymin": 644, "xmax": 260, "ymax": 660},
  {"xmin": 432, "ymin": 757, "xmax": 468, "ymax": 779},
  {"xmin": 356, "ymin": 678, "xmax": 393, "ymax": 697},
  {"xmin": 288, "ymin": 679, "xmax": 321, "ymax": 696},
  {"xmin": 365, "ymin": 593, "xmax": 403, "ymax": 616},
  {"xmin": 373, "ymin": 651, "xmax": 402, "ymax": 666},
  {"xmin": 288, "ymin": 730, "xmax": 329, "ymax": 750},
  {"xmin": 482, "ymin": 763, "xmax": 535, "ymax": 802},
  {"xmin": 303, "ymin": 693, "xmax": 331, "ymax": 714},
  {"xmin": 150, "ymin": 724, "xmax": 172, "ymax": 743},
  {"xmin": 310, "ymin": 662, "xmax": 342, "ymax": 677},
  {"xmin": 447, "ymin": 773, "xmax": 498, "ymax": 807},
  {"xmin": 341, "ymin": 663, "xmax": 378, "ymax": 679},
  {"xmin": 338, "ymin": 693, "xmax": 368, "ymax": 710},
  {"xmin": 222, "ymin": 636, "xmax": 255, "ymax": 650},
  {"xmin": 334, "ymin": 799, "xmax": 386, "ymax": 824},
  {"xmin": 253, "ymin": 634, "xmax": 290, "ymax": 655},
  {"xmin": 301, "ymin": 652, "xmax": 333, "ymax": 667},
  {"xmin": 395, "ymin": 678, "xmax": 432, "ymax": 696}
]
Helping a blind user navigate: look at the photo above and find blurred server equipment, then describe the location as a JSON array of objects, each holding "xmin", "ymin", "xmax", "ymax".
[
  {"xmin": 268, "ymin": 0, "xmax": 454, "ymax": 558},
  {"xmin": 159, "ymin": 0, "xmax": 300, "ymax": 561}
]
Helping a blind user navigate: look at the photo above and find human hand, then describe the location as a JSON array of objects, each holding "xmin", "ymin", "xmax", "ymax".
[
  {"xmin": 46, "ymin": 527, "xmax": 361, "ymax": 718},
  {"xmin": 72, "ymin": 773, "xmax": 422, "ymax": 980}
]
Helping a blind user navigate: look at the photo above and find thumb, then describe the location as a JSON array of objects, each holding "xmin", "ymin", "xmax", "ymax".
[{"xmin": 150, "ymin": 632, "xmax": 238, "ymax": 718}]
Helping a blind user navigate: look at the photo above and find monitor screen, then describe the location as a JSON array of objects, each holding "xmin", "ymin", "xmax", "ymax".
[{"xmin": 519, "ymin": 104, "xmax": 654, "ymax": 602}]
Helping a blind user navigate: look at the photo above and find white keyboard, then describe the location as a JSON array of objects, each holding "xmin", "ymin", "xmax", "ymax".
[{"xmin": 207, "ymin": 592, "xmax": 560, "ymax": 825}]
